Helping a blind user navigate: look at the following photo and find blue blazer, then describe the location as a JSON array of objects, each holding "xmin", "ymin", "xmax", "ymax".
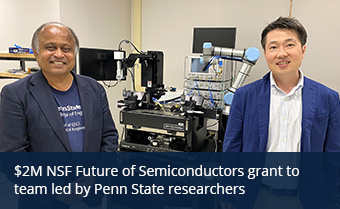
[
  {"xmin": 223, "ymin": 72, "xmax": 340, "ymax": 152},
  {"xmin": 0, "ymin": 70, "xmax": 118, "ymax": 152}
]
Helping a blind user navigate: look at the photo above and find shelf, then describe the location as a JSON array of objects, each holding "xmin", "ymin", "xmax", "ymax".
[
  {"xmin": 0, "ymin": 53, "xmax": 36, "ymax": 78},
  {"xmin": 0, "ymin": 71, "xmax": 30, "ymax": 79},
  {"xmin": 0, "ymin": 53, "xmax": 35, "ymax": 60}
]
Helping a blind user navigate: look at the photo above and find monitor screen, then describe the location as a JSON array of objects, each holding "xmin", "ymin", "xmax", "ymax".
[
  {"xmin": 192, "ymin": 27, "xmax": 236, "ymax": 53},
  {"xmin": 77, "ymin": 48, "xmax": 125, "ymax": 80}
]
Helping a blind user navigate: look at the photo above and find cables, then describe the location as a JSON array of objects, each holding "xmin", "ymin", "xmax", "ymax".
[
  {"xmin": 127, "ymin": 67, "xmax": 135, "ymax": 91},
  {"xmin": 208, "ymin": 77, "xmax": 215, "ymax": 108},
  {"xmin": 186, "ymin": 77, "xmax": 200, "ymax": 96},
  {"xmin": 204, "ymin": 55, "xmax": 242, "ymax": 73},
  {"xmin": 195, "ymin": 78, "xmax": 200, "ymax": 96},
  {"xmin": 118, "ymin": 40, "xmax": 144, "ymax": 54},
  {"xmin": 206, "ymin": 121, "xmax": 219, "ymax": 128},
  {"xmin": 102, "ymin": 80, "xmax": 119, "ymax": 88},
  {"xmin": 104, "ymin": 39, "xmax": 141, "ymax": 89},
  {"xmin": 115, "ymin": 39, "xmax": 145, "ymax": 90}
]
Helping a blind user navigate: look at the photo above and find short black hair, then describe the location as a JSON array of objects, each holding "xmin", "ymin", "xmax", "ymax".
[{"xmin": 261, "ymin": 17, "xmax": 307, "ymax": 50}]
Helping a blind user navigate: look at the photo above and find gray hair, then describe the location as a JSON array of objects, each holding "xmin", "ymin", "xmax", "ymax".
[{"xmin": 31, "ymin": 22, "xmax": 79, "ymax": 54}]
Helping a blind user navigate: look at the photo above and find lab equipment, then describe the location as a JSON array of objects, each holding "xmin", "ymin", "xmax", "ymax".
[{"xmin": 201, "ymin": 42, "xmax": 260, "ymax": 105}]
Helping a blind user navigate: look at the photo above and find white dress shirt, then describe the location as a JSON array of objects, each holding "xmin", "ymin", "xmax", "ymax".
[
  {"xmin": 267, "ymin": 70, "xmax": 304, "ymax": 152},
  {"xmin": 263, "ymin": 70, "xmax": 304, "ymax": 190}
]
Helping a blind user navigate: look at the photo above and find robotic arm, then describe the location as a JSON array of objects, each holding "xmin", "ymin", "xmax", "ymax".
[{"xmin": 201, "ymin": 42, "xmax": 260, "ymax": 105}]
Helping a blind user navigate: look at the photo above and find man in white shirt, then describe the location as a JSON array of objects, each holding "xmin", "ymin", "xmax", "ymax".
[
  {"xmin": 223, "ymin": 16, "xmax": 340, "ymax": 152},
  {"xmin": 221, "ymin": 17, "xmax": 340, "ymax": 209}
]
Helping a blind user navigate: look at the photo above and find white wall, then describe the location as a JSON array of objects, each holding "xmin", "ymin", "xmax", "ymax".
[
  {"xmin": 141, "ymin": 0, "xmax": 340, "ymax": 93},
  {"xmin": 0, "ymin": 0, "xmax": 59, "ymax": 71},
  {"xmin": 59, "ymin": 0, "xmax": 131, "ymax": 49},
  {"xmin": 0, "ymin": 0, "xmax": 132, "ymax": 133},
  {"xmin": 59, "ymin": 0, "xmax": 132, "ymax": 133},
  {"xmin": 0, "ymin": 0, "xmax": 60, "ymax": 51}
]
